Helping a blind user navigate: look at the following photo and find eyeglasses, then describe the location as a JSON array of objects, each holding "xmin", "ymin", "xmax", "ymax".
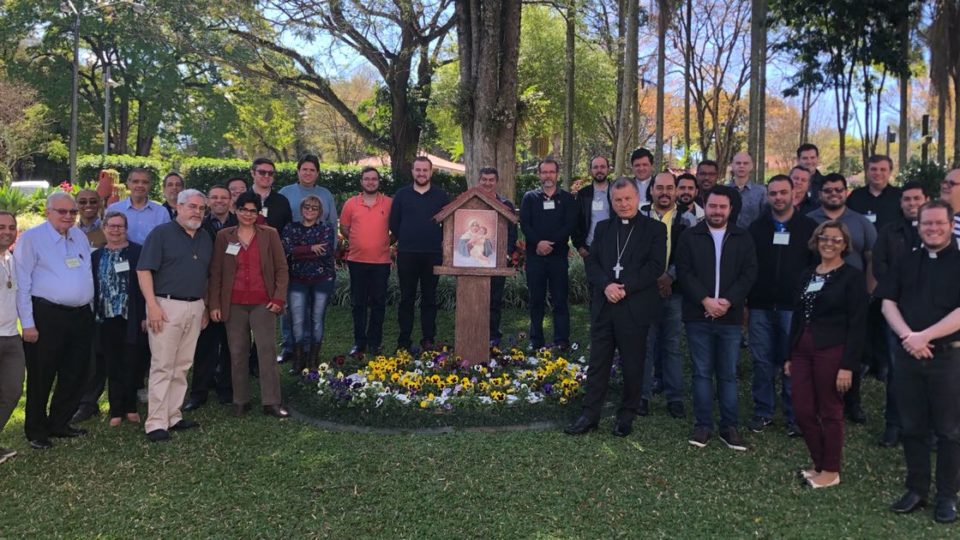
[
  {"xmin": 820, "ymin": 187, "xmax": 845, "ymax": 194},
  {"xmin": 919, "ymin": 220, "xmax": 951, "ymax": 227},
  {"xmin": 301, "ymin": 205, "xmax": 320, "ymax": 212},
  {"xmin": 941, "ymin": 180, "xmax": 960, "ymax": 188},
  {"xmin": 76, "ymin": 198, "xmax": 99, "ymax": 205},
  {"xmin": 817, "ymin": 235, "xmax": 845, "ymax": 245},
  {"xmin": 50, "ymin": 208, "xmax": 79, "ymax": 216},
  {"xmin": 236, "ymin": 207, "xmax": 259, "ymax": 215},
  {"xmin": 105, "ymin": 224, "xmax": 127, "ymax": 230},
  {"xmin": 181, "ymin": 204, "xmax": 207, "ymax": 213},
  {"xmin": 254, "ymin": 169, "xmax": 275, "ymax": 177}
]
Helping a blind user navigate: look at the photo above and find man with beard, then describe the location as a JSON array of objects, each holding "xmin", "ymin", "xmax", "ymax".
[
  {"xmin": 161, "ymin": 173, "xmax": 184, "ymax": 219},
  {"xmin": 676, "ymin": 173, "xmax": 704, "ymax": 223},
  {"xmin": 790, "ymin": 166, "xmax": 820, "ymax": 215},
  {"xmin": 639, "ymin": 172, "xmax": 696, "ymax": 418},
  {"xmin": 520, "ymin": 158, "xmax": 578, "ymax": 350},
  {"xmin": 807, "ymin": 173, "xmax": 878, "ymax": 424},
  {"xmin": 694, "ymin": 160, "xmax": 720, "ymax": 206},
  {"xmin": 573, "ymin": 156, "xmax": 612, "ymax": 260},
  {"xmin": 137, "ymin": 189, "xmax": 213, "ymax": 442},
  {"xmin": 389, "ymin": 157, "xmax": 450, "ymax": 351},
  {"xmin": 873, "ymin": 181, "xmax": 927, "ymax": 448},
  {"xmin": 476, "ymin": 167, "xmax": 518, "ymax": 343},
  {"xmin": 880, "ymin": 200, "xmax": 960, "ymax": 524},
  {"xmin": 677, "ymin": 186, "xmax": 758, "ymax": 450},
  {"xmin": 746, "ymin": 175, "xmax": 818, "ymax": 437},
  {"xmin": 564, "ymin": 178, "xmax": 666, "ymax": 437}
]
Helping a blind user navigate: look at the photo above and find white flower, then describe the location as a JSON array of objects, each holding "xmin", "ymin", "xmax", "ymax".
[
  {"xmin": 571, "ymin": 342, "xmax": 579, "ymax": 351},
  {"xmin": 506, "ymin": 395, "xmax": 519, "ymax": 404},
  {"xmin": 525, "ymin": 393, "xmax": 543, "ymax": 404},
  {"xmin": 375, "ymin": 397, "xmax": 384, "ymax": 408},
  {"xmin": 478, "ymin": 396, "xmax": 493, "ymax": 404},
  {"xmin": 394, "ymin": 394, "xmax": 411, "ymax": 405},
  {"xmin": 489, "ymin": 359, "xmax": 499, "ymax": 369}
]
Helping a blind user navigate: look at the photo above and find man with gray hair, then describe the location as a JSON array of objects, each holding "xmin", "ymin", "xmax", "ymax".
[
  {"xmin": 137, "ymin": 189, "xmax": 213, "ymax": 442},
  {"xmin": 14, "ymin": 192, "xmax": 95, "ymax": 450}
]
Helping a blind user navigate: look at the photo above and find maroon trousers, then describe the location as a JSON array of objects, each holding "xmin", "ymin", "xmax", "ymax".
[{"xmin": 790, "ymin": 328, "xmax": 845, "ymax": 472}]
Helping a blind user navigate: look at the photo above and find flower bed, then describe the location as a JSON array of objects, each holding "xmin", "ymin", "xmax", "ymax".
[{"xmin": 305, "ymin": 344, "xmax": 588, "ymax": 412}]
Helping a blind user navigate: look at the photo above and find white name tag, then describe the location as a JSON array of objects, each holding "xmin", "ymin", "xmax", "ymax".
[
  {"xmin": 260, "ymin": 207, "xmax": 269, "ymax": 218},
  {"xmin": 805, "ymin": 279, "xmax": 824, "ymax": 293},
  {"xmin": 114, "ymin": 260, "xmax": 130, "ymax": 273},
  {"xmin": 226, "ymin": 243, "xmax": 241, "ymax": 256},
  {"xmin": 773, "ymin": 232, "xmax": 790, "ymax": 245},
  {"xmin": 543, "ymin": 200, "xmax": 555, "ymax": 210},
  {"xmin": 592, "ymin": 200, "xmax": 605, "ymax": 211},
  {"xmin": 65, "ymin": 257, "xmax": 82, "ymax": 269},
  {"xmin": 865, "ymin": 213, "xmax": 877, "ymax": 223}
]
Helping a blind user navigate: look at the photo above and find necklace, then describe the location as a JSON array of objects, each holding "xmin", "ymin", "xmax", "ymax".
[{"xmin": 613, "ymin": 222, "xmax": 635, "ymax": 279}]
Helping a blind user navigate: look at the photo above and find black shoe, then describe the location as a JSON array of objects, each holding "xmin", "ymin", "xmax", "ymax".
[
  {"xmin": 879, "ymin": 426, "xmax": 900, "ymax": 448},
  {"xmin": 613, "ymin": 417, "xmax": 633, "ymax": 437},
  {"xmin": 29, "ymin": 438, "xmax": 53, "ymax": 450},
  {"xmin": 719, "ymin": 427, "xmax": 748, "ymax": 451},
  {"xmin": 182, "ymin": 398, "xmax": 206, "ymax": 412},
  {"xmin": 263, "ymin": 405, "xmax": 291, "ymax": 418},
  {"xmin": 667, "ymin": 401, "xmax": 686, "ymax": 419},
  {"xmin": 70, "ymin": 404, "xmax": 99, "ymax": 424},
  {"xmin": 217, "ymin": 394, "xmax": 232, "ymax": 405},
  {"xmin": 563, "ymin": 415, "xmax": 598, "ymax": 435},
  {"xmin": 50, "ymin": 426, "xmax": 87, "ymax": 438},
  {"xmin": 369, "ymin": 345, "xmax": 383, "ymax": 356},
  {"xmin": 277, "ymin": 351, "xmax": 292, "ymax": 364},
  {"xmin": 890, "ymin": 491, "xmax": 927, "ymax": 514},
  {"xmin": 846, "ymin": 404, "xmax": 867, "ymax": 424},
  {"xmin": 146, "ymin": 429, "xmax": 171, "ymax": 443},
  {"xmin": 935, "ymin": 498, "xmax": 958, "ymax": 524},
  {"xmin": 169, "ymin": 419, "xmax": 199, "ymax": 431},
  {"xmin": 785, "ymin": 422, "xmax": 803, "ymax": 438},
  {"xmin": 349, "ymin": 344, "xmax": 366, "ymax": 356},
  {"xmin": 638, "ymin": 399, "xmax": 650, "ymax": 417},
  {"xmin": 688, "ymin": 426, "xmax": 711, "ymax": 448},
  {"xmin": 554, "ymin": 340, "xmax": 570, "ymax": 353},
  {"xmin": 747, "ymin": 415, "xmax": 773, "ymax": 433}
]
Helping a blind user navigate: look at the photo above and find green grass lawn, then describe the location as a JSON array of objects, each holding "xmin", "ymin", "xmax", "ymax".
[{"xmin": 0, "ymin": 305, "xmax": 956, "ymax": 537}]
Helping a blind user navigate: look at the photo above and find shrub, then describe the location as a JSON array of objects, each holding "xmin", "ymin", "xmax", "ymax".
[
  {"xmin": 898, "ymin": 158, "xmax": 948, "ymax": 198},
  {"xmin": 77, "ymin": 155, "xmax": 167, "ymax": 200},
  {"xmin": 0, "ymin": 185, "xmax": 35, "ymax": 213}
]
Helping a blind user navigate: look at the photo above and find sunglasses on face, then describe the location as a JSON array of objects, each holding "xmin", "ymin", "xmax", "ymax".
[{"xmin": 50, "ymin": 208, "xmax": 79, "ymax": 216}]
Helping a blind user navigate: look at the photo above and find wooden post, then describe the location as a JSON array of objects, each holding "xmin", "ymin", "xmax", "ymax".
[{"xmin": 454, "ymin": 276, "xmax": 490, "ymax": 367}]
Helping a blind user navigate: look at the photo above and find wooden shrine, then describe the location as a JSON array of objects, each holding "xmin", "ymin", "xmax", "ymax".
[{"xmin": 433, "ymin": 188, "xmax": 519, "ymax": 365}]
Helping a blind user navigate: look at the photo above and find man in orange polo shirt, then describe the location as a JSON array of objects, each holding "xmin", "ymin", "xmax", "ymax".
[{"xmin": 340, "ymin": 167, "xmax": 392, "ymax": 355}]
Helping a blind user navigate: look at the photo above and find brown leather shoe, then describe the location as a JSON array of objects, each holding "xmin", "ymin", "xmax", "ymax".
[
  {"xmin": 263, "ymin": 405, "xmax": 290, "ymax": 418},
  {"xmin": 233, "ymin": 403, "xmax": 251, "ymax": 417}
]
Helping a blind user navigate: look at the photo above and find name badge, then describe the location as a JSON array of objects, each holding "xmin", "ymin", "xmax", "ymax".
[
  {"xmin": 773, "ymin": 232, "xmax": 790, "ymax": 245},
  {"xmin": 592, "ymin": 200, "xmax": 605, "ymax": 211},
  {"xmin": 865, "ymin": 212, "xmax": 877, "ymax": 223},
  {"xmin": 260, "ymin": 207, "xmax": 269, "ymax": 218},
  {"xmin": 226, "ymin": 243, "xmax": 241, "ymax": 256},
  {"xmin": 543, "ymin": 200, "xmax": 555, "ymax": 210},
  {"xmin": 65, "ymin": 257, "xmax": 82, "ymax": 269},
  {"xmin": 805, "ymin": 278, "xmax": 824, "ymax": 293},
  {"xmin": 114, "ymin": 260, "xmax": 130, "ymax": 273}
]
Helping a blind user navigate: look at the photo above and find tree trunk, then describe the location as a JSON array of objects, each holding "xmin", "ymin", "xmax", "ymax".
[
  {"xmin": 456, "ymin": 0, "xmax": 521, "ymax": 200},
  {"xmin": 954, "ymin": 77, "xmax": 960, "ymax": 168},
  {"xmin": 117, "ymin": 91, "xmax": 129, "ymax": 155},
  {"xmin": 614, "ymin": 0, "xmax": 638, "ymax": 178},
  {"xmin": 683, "ymin": 0, "xmax": 692, "ymax": 167},
  {"xmin": 937, "ymin": 84, "xmax": 946, "ymax": 165},
  {"xmin": 612, "ymin": 0, "xmax": 626, "ymax": 169},
  {"xmin": 655, "ymin": 0, "xmax": 668, "ymax": 169},
  {"xmin": 747, "ymin": 0, "xmax": 766, "ymax": 183},
  {"xmin": 562, "ymin": 1, "xmax": 576, "ymax": 189},
  {"xmin": 899, "ymin": 16, "xmax": 910, "ymax": 169}
]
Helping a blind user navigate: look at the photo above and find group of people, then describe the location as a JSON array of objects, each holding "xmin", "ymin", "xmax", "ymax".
[{"xmin": 0, "ymin": 144, "xmax": 959, "ymax": 524}]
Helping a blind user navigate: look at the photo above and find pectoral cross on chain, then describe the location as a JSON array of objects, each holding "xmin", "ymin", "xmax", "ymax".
[{"xmin": 613, "ymin": 263, "xmax": 623, "ymax": 279}]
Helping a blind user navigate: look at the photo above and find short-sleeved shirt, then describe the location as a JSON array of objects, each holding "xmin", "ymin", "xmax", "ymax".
[
  {"xmin": 106, "ymin": 198, "xmax": 171, "ymax": 245},
  {"xmin": 806, "ymin": 207, "xmax": 877, "ymax": 271},
  {"xmin": 876, "ymin": 242, "xmax": 960, "ymax": 345},
  {"xmin": 340, "ymin": 193, "xmax": 392, "ymax": 264},
  {"xmin": 137, "ymin": 221, "xmax": 213, "ymax": 299}
]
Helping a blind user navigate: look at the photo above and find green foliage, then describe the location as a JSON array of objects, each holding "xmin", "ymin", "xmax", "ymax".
[
  {"xmin": 0, "ymin": 185, "xmax": 35, "ymax": 213},
  {"xmin": 898, "ymin": 158, "xmax": 948, "ymax": 198}
]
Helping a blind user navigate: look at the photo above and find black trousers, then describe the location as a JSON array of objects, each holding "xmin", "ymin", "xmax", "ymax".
[
  {"xmin": 190, "ymin": 321, "xmax": 232, "ymax": 403},
  {"xmin": 581, "ymin": 302, "xmax": 649, "ymax": 422},
  {"xmin": 348, "ymin": 261, "xmax": 391, "ymax": 349},
  {"xmin": 525, "ymin": 255, "xmax": 570, "ymax": 347},
  {"xmin": 100, "ymin": 317, "xmax": 139, "ymax": 417},
  {"xmin": 396, "ymin": 252, "xmax": 441, "ymax": 349},
  {"xmin": 895, "ymin": 347, "xmax": 960, "ymax": 501},
  {"xmin": 23, "ymin": 299, "xmax": 94, "ymax": 440},
  {"xmin": 490, "ymin": 276, "xmax": 506, "ymax": 340},
  {"xmin": 77, "ymin": 325, "xmax": 105, "ymax": 408}
]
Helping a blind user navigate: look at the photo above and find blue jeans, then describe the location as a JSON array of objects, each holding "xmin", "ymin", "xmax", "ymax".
[
  {"xmin": 643, "ymin": 293, "xmax": 683, "ymax": 402},
  {"xmin": 288, "ymin": 281, "xmax": 335, "ymax": 347},
  {"xmin": 280, "ymin": 306, "xmax": 293, "ymax": 354},
  {"xmin": 748, "ymin": 309, "xmax": 795, "ymax": 423},
  {"xmin": 686, "ymin": 322, "xmax": 741, "ymax": 431}
]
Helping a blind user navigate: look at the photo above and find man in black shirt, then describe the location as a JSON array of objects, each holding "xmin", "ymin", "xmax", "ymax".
[
  {"xmin": 873, "ymin": 181, "xmax": 927, "ymax": 447},
  {"xmin": 519, "ymin": 158, "xmax": 577, "ymax": 350},
  {"xmin": 880, "ymin": 200, "xmax": 960, "ymax": 524},
  {"xmin": 389, "ymin": 156, "xmax": 450, "ymax": 351},
  {"xmin": 476, "ymin": 167, "xmax": 518, "ymax": 343},
  {"xmin": 797, "ymin": 143, "xmax": 826, "ymax": 202},
  {"xmin": 790, "ymin": 166, "xmax": 820, "ymax": 216},
  {"xmin": 249, "ymin": 157, "xmax": 292, "ymax": 232},
  {"xmin": 747, "ymin": 175, "xmax": 818, "ymax": 437},
  {"xmin": 573, "ymin": 156, "xmax": 611, "ymax": 259}
]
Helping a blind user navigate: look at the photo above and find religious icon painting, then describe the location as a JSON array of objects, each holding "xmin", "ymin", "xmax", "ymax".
[{"xmin": 453, "ymin": 208, "xmax": 498, "ymax": 268}]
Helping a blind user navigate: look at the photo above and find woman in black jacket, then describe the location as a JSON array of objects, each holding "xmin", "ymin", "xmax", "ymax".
[
  {"xmin": 92, "ymin": 211, "xmax": 146, "ymax": 427},
  {"xmin": 786, "ymin": 220, "xmax": 868, "ymax": 488}
]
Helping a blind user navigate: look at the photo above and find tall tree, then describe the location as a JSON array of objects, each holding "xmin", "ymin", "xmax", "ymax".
[
  {"xmin": 746, "ymin": 0, "xmax": 767, "ymax": 183},
  {"xmin": 613, "ymin": 0, "xmax": 638, "ymax": 177},
  {"xmin": 456, "ymin": 0, "xmax": 521, "ymax": 199},
  {"xmin": 927, "ymin": 0, "xmax": 960, "ymax": 167},
  {"xmin": 562, "ymin": 0, "xmax": 576, "ymax": 187},
  {"xmin": 654, "ymin": 0, "xmax": 679, "ymax": 169}
]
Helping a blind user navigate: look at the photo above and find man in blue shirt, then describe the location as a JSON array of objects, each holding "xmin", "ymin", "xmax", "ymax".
[
  {"xmin": 519, "ymin": 158, "xmax": 577, "ymax": 350},
  {"xmin": 107, "ymin": 168, "xmax": 171, "ymax": 245},
  {"xmin": 14, "ymin": 192, "xmax": 95, "ymax": 450}
]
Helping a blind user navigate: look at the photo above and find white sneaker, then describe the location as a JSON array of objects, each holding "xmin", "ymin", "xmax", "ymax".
[{"xmin": 0, "ymin": 447, "xmax": 17, "ymax": 465}]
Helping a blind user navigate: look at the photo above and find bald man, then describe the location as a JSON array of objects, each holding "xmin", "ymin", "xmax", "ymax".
[{"xmin": 727, "ymin": 152, "xmax": 766, "ymax": 229}]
